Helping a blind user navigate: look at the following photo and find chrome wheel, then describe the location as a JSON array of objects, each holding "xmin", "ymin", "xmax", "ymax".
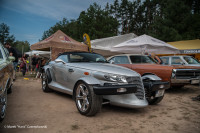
[
  {"xmin": 42, "ymin": 73, "xmax": 47, "ymax": 91},
  {"xmin": 41, "ymin": 72, "xmax": 51, "ymax": 92},
  {"xmin": 76, "ymin": 84, "xmax": 90, "ymax": 112},
  {"xmin": 0, "ymin": 89, "xmax": 7, "ymax": 121}
]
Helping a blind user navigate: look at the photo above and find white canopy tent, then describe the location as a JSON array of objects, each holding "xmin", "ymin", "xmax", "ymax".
[
  {"xmin": 91, "ymin": 33, "xmax": 137, "ymax": 57},
  {"xmin": 111, "ymin": 34, "xmax": 180, "ymax": 54},
  {"xmin": 25, "ymin": 50, "xmax": 51, "ymax": 58}
]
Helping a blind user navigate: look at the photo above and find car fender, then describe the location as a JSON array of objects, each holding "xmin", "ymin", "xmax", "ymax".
[
  {"xmin": 142, "ymin": 74, "xmax": 161, "ymax": 81},
  {"xmin": 5, "ymin": 77, "xmax": 12, "ymax": 89},
  {"xmin": 72, "ymin": 76, "xmax": 101, "ymax": 100},
  {"xmin": 78, "ymin": 76, "xmax": 101, "ymax": 85},
  {"xmin": 43, "ymin": 66, "xmax": 52, "ymax": 83}
]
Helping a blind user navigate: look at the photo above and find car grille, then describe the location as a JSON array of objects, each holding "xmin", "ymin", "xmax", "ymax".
[
  {"xmin": 175, "ymin": 69, "xmax": 200, "ymax": 79},
  {"xmin": 126, "ymin": 76, "xmax": 144, "ymax": 100}
]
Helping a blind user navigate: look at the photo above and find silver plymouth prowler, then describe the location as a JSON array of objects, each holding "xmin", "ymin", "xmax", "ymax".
[{"xmin": 42, "ymin": 52, "xmax": 148, "ymax": 116}]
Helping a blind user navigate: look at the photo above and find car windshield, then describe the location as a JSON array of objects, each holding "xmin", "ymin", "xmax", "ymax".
[
  {"xmin": 183, "ymin": 56, "xmax": 200, "ymax": 64},
  {"xmin": 69, "ymin": 52, "xmax": 107, "ymax": 63},
  {"xmin": 130, "ymin": 55, "xmax": 156, "ymax": 64}
]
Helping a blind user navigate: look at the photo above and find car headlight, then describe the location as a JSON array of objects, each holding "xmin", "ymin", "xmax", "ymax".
[
  {"xmin": 104, "ymin": 74, "xmax": 127, "ymax": 83},
  {"xmin": 171, "ymin": 69, "xmax": 176, "ymax": 79}
]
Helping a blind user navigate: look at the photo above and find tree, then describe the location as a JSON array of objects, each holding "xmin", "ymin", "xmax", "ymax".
[
  {"xmin": 14, "ymin": 41, "xmax": 30, "ymax": 55},
  {"xmin": 77, "ymin": 3, "xmax": 119, "ymax": 40},
  {"xmin": 0, "ymin": 23, "xmax": 15, "ymax": 45},
  {"xmin": 41, "ymin": 0, "xmax": 200, "ymax": 42}
]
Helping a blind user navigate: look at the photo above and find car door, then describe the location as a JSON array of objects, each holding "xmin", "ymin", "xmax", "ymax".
[
  {"xmin": 160, "ymin": 57, "xmax": 170, "ymax": 65},
  {"xmin": 52, "ymin": 55, "xmax": 70, "ymax": 88},
  {"xmin": 171, "ymin": 57, "xmax": 183, "ymax": 65}
]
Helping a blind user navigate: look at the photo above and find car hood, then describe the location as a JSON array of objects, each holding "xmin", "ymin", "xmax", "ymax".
[
  {"xmin": 65, "ymin": 63, "xmax": 140, "ymax": 77},
  {"xmin": 172, "ymin": 65, "xmax": 200, "ymax": 69}
]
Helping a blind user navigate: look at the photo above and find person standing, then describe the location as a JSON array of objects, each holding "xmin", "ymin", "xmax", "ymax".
[
  {"xmin": 20, "ymin": 54, "xmax": 27, "ymax": 76},
  {"xmin": 151, "ymin": 53, "xmax": 162, "ymax": 64},
  {"xmin": 4, "ymin": 42, "xmax": 18, "ymax": 79},
  {"xmin": 31, "ymin": 54, "xmax": 37, "ymax": 74}
]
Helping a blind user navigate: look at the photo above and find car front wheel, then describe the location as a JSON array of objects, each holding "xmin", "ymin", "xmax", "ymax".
[
  {"xmin": 0, "ymin": 88, "xmax": 7, "ymax": 122},
  {"xmin": 75, "ymin": 81, "xmax": 102, "ymax": 116}
]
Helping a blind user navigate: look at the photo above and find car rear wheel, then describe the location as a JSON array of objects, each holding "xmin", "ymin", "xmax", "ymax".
[
  {"xmin": 0, "ymin": 88, "xmax": 7, "ymax": 122},
  {"xmin": 41, "ymin": 72, "xmax": 51, "ymax": 92},
  {"xmin": 75, "ymin": 81, "xmax": 102, "ymax": 116}
]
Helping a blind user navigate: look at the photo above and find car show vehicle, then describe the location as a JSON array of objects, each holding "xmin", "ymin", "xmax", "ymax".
[
  {"xmin": 107, "ymin": 54, "xmax": 200, "ymax": 103},
  {"xmin": 0, "ymin": 43, "xmax": 15, "ymax": 122},
  {"xmin": 160, "ymin": 55, "xmax": 200, "ymax": 67},
  {"xmin": 42, "ymin": 52, "xmax": 148, "ymax": 116}
]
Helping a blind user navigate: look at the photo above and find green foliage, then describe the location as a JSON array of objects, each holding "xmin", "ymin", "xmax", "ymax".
[
  {"xmin": 0, "ymin": 23, "xmax": 15, "ymax": 45},
  {"xmin": 41, "ymin": 0, "xmax": 200, "ymax": 42},
  {"xmin": 14, "ymin": 41, "xmax": 30, "ymax": 54},
  {"xmin": 0, "ymin": 23, "xmax": 30, "ymax": 54},
  {"xmin": 77, "ymin": 3, "xmax": 119, "ymax": 40}
]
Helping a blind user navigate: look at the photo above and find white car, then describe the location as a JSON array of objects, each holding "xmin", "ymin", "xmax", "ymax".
[{"xmin": 160, "ymin": 55, "xmax": 200, "ymax": 67}]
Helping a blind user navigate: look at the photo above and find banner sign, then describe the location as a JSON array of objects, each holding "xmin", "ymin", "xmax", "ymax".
[{"xmin": 180, "ymin": 49, "xmax": 200, "ymax": 54}]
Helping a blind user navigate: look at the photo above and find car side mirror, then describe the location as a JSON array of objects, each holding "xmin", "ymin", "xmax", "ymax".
[
  {"xmin": 8, "ymin": 56, "xmax": 15, "ymax": 62},
  {"xmin": 110, "ymin": 60, "xmax": 115, "ymax": 64},
  {"xmin": 55, "ymin": 59, "xmax": 65, "ymax": 64}
]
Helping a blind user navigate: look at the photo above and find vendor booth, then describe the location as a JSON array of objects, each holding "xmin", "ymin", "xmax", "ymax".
[
  {"xmin": 167, "ymin": 39, "xmax": 200, "ymax": 60},
  {"xmin": 30, "ymin": 30, "xmax": 88, "ymax": 60},
  {"xmin": 91, "ymin": 34, "xmax": 179, "ymax": 57},
  {"xmin": 111, "ymin": 34, "xmax": 179, "ymax": 54}
]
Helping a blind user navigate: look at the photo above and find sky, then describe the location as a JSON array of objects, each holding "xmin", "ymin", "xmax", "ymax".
[{"xmin": 0, "ymin": 0, "xmax": 113, "ymax": 45}]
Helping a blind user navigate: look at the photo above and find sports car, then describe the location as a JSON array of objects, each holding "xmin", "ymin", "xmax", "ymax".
[{"xmin": 42, "ymin": 52, "xmax": 148, "ymax": 116}]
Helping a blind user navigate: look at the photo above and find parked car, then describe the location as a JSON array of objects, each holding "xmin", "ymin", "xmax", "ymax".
[
  {"xmin": 42, "ymin": 52, "xmax": 149, "ymax": 116},
  {"xmin": 160, "ymin": 55, "xmax": 200, "ymax": 67},
  {"xmin": 0, "ymin": 43, "xmax": 15, "ymax": 122},
  {"xmin": 107, "ymin": 54, "xmax": 200, "ymax": 102}
]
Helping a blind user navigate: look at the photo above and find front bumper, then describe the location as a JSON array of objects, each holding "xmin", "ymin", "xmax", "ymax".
[
  {"xmin": 93, "ymin": 84, "xmax": 138, "ymax": 95},
  {"xmin": 143, "ymin": 81, "xmax": 170, "ymax": 91},
  {"xmin": 171, "ymin": 78, "xmax": 200, "ymax": 85}
]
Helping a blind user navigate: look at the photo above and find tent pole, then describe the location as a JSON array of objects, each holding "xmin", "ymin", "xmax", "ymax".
[{"xmin": 50, "ymin": 47, "xmax": 52, "ymax": 60}]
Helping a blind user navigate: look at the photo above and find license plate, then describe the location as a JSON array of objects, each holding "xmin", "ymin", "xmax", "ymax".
[
  {"xmin": 155, "ymin": 90, "xmax": 165, "ymax": 97},
  {"xmin": 191, "ymin": 79, "xmax": 200, "ymax": 84}
]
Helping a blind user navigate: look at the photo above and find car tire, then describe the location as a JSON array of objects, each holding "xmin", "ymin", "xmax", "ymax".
[
  {"xmin": 75, "ymin": 81, "xmax": 102, "ymax": 116},
  {"xmin": 7, "ymin": 86, "xmax": 12, "ymax": 94},
  {"xmin": 147, "ymin": 95, "xmax": 164, "ymax": 105},
  {"xmin": 41, "ymin": 72, "xmax": 51, "ymax": 92},
  {"xmin": 0, "ymin": 88, "xmax": 7, "ymax": 122}
]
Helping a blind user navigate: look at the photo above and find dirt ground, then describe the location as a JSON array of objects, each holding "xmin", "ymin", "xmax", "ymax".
[{"xmin": 0, "ymin": 74, "xmax": 200, "ymax": 133}]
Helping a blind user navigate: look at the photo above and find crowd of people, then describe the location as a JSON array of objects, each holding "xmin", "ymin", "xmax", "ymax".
[{"xmin": 4, "ymin": 42, "xmax": 47, "ymax": 78}]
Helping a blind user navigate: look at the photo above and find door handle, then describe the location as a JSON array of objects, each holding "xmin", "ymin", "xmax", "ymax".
[{"xmin": 68, "ymin": 68, "xmax": 74, "ymax": 72}]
